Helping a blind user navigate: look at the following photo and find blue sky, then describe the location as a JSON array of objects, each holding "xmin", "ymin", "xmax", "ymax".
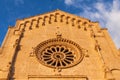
[{"xmin": 0, "ymin": 0, "xmax": 120, "ymax": 48}]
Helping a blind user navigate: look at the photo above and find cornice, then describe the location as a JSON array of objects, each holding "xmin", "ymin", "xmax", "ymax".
[
  {"xmin": 13, "ymin": 9, "xmax": 102, "ymax": 36},
  {"xmin": 20, "ymin": 9, "xmax": 90, "ymax": 22}
]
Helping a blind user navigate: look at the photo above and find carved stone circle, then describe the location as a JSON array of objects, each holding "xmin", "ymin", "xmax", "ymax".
[{"xmin": 34, "ymin": 38, "xmax": 84, "ymax": 69}]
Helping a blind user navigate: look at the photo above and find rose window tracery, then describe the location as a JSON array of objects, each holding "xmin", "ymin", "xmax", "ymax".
[{"xmin": 34, "ymin": 38, "xmax": 84, "ymax": 69}]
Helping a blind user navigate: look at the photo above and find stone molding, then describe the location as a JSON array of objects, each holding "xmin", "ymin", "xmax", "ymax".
[
  {"xmin": 28, "ymin": 75, "xmax": 88, "ymax": 80},
  {"xmin": 34, "ymin": 37, "xmax": 84, "ymax": 69},
  {"xmin": 13, "ymin": 10, "xmax": 101, "ymax": 35}
]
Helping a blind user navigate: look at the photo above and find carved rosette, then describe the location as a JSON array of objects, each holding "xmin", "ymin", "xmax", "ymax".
[{"xmin": 34, "ymin": 38, "xmax": 84, "ymax": 69}]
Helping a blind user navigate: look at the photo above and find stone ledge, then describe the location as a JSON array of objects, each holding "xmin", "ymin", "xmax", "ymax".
[{"xmin": 28, "ymin": 75, "xmax": 88, "ymax": 80}]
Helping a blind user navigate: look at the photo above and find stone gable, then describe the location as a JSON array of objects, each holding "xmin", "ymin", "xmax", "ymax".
[{"xmin": 0, "ymin": 9, "xmax": 120, "ymax": 80}]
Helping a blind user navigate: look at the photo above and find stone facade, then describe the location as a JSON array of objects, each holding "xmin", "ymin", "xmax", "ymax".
[{"xmin": 0, "ymin": 9, "xmax": 120, "ymax": 80}]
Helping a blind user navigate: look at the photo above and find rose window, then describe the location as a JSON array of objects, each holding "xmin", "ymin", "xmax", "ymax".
[{"xmin": 35, "ymin": 38, "xmax": 84, "ymax": 69}]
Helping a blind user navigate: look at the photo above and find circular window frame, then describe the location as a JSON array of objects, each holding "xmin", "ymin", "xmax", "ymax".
[{"xmin": 34, "ymin": 38, "xmax": 84, "ymax": 69}]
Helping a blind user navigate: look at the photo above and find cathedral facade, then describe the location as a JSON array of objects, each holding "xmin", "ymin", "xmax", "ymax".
[{"xmin": 0, "ymin": 10, "xmax": 120, "ymax": 80}]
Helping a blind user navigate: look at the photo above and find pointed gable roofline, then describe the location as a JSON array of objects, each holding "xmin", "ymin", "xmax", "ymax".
[
  {"xmin": 13, "ymin": 9, "xmax": 102, "ymax": 35},
  {"xmin": 19, "ymin": 9, "xmax": 91, "ymax": 22}
]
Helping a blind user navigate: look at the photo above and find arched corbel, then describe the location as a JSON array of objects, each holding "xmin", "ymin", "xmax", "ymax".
[
  {"xmin": 49, "ymin": 15, "xmax": 52, "ymax": 24},
  {"xmin": 66, "ymin": 16, "xmax": 70, "ymax": 24},
  {"xmin": 77, "ymin": 20, "xmax": 81, "ymax": 29},
  {"xmin": 36, "ymin": 18, "xmax": 39, "ymax": 28},
  {"xmin": 43, "ymin": 16, "xmax": 50, "ymax": 26},
  {"xmin": 19, "ymin": 23, "xmax": 25, "ymax": 31},
  {"xmin": 36, "ymin": 17, "xmax": 43, "ymax": 27},
  {"xmin": 13, "ymin": 23, "xmax": 24, "ymax": 34},
  {"xmin": 83, "ymin": 22, "xmax": 88, "ymax": 31},
  {"xmin": 24, "ymin": 21, "xmax": 31, "ymax": 30},
  {"xmin": 50, "ymin": 14, "xmax": 55, "ymax": 23},
  {"xmin": 29, "ymin": 20, "xmax": 33, "ymax": 30},
  {"xmin": 29, "ymin": 19, "xmax": 36, "ymax": 30},
  {"xmin": 14, "ymin": 21, "xmax": 29, "ymax": 35},
  {"xmin": 42, "ymin": 16, "xmax": 48, "ymax": 26},
  {"xmin": 55, "ymin": 13, "xmax": 60, "ymax": 22},
  {"xmin": 71, "ymin": 18, "xmax": 76, "ymax": 26},
  {"xmin": 60, "ymin": 15, "xmax": 65, "ymax": 22}
]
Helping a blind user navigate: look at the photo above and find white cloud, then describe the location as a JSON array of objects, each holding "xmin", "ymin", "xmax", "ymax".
[
  {"xmin": 64, "ymin": 0, "xmax": 120, "ymax": 48},
  {"xmin": 64, "ymin": 0, "xmax": 74, "ymax": 5},
  {"xmin": 64, "ymin": 0, "xmax": 86, "ymax": 6},
  {"xmin": 94, "ymin": 0, "xmax": 120, "ymax": 48}
]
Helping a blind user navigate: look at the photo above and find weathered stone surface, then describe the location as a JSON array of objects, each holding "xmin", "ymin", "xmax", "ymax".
[{"xmin": 0, "ymin": 9, "xmax": 120, "ymax": 80}]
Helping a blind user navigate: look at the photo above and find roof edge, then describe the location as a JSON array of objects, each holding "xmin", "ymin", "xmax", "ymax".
[{"xmin": 19, "ymin": 9, "xmax": 92, "ymax": 22}]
